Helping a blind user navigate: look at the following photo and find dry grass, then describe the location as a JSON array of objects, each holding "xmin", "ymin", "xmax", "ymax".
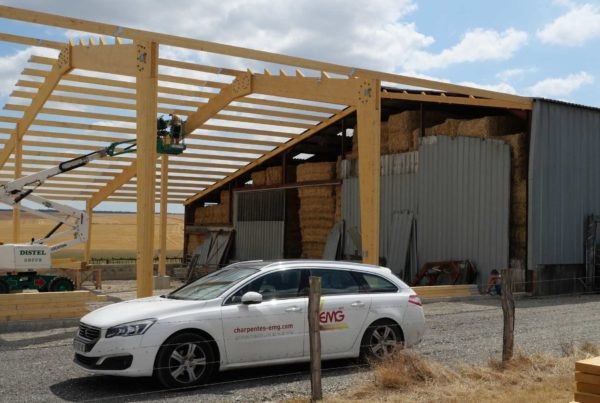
[
  {"xmin": 0, "ymin": 211, "xmax": 184, "ymax": 257},
  {"xmin": 316, "ymin": 342, "xmax": 599, "ymax": 403}
]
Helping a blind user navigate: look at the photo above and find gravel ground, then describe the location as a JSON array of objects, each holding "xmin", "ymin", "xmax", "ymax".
[{"xmin": 1, "ymin": 285, "xmax": 599, "ymax": 402}]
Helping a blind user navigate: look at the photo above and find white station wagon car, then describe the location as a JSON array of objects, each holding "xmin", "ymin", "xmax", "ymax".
[{"xmin": 73, "ymin": 260, "xmax": 425, "ymax": 388}]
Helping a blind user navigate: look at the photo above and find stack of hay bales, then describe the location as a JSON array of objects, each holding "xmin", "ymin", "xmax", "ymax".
[
  {"xmin": 499, "ymin": 132, "xmax": 528, "ymax": 260},
  {"xmin": 457, "ymin": 116, "xmax": 523, "ymax": 138},
  {"xmin": 251, "ymin": 170, "xmax": 266, "ymax": 186},
  {"xmin": 387, "ymin": 110, "xmax": 447, "ymax": 153},
  {"xmin": 250, "ymin": 165, "xmax": 296, "ymax": 186},
  {"xmin": 194, "ymin": 190, "xmax": 231, "ymax": 226},
  {"xmin": 297, "ymin": 162, "xmax": 336, "ymax": 258}
]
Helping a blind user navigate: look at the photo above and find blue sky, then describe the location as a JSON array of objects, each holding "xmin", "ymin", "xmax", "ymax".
[{"xmin": 0, "ymin": 0, "xmax": 599, "ymax": 213}]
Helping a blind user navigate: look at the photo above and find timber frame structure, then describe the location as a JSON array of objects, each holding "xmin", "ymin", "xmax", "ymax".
[{"xmin": 0, "ymin": 6, "xmax": 533, "ymax": 297}]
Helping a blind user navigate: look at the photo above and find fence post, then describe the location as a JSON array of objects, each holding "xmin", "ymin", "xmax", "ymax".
[
  {"xmin": 501, "ymin": 268, "xmax": 515, "ymax": 362},
  {"xmin": 308, "ymin": 276, "xmax": 322, "ymax": 401}
]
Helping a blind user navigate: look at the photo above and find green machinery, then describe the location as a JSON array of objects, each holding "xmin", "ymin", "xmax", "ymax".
[{"xmin": 0, "ymin": 115, "xmax": 187, "ymax": 293}]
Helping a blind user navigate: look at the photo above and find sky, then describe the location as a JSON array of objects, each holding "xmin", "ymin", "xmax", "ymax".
[{"xmin": 0, "ymin": 0, "xmax": 599, "ymax": 213}]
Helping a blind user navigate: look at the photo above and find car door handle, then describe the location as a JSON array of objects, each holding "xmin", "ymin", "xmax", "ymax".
[
  {"xmin": 351, "ymin": 301, "xmax": 365, "ymax": 308},
  {"xmin": 285, "ymin": 306, "xmax": 302, "ymax": 312}
]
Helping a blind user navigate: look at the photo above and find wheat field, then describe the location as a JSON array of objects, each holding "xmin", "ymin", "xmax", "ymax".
[{"xmin": 0, "ymin": 211, "xmax": 184, "ymax": 259}]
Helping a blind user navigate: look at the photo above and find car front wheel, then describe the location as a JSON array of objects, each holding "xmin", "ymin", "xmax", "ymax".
[
  {"xmin": 155, "ymin": 332, "xmax": 216, "ymax": 388},
  {"xmin": 360, "ymin": 321, "xmax": 403, "ymax": 361}
]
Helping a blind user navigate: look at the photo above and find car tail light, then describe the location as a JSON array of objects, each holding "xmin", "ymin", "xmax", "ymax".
[{"xmin": 408, "ymin": 294, "xmax": 422, "ymax": 307}]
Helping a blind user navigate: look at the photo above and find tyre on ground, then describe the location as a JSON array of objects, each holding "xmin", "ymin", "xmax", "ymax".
[
  {"xmin": 48, "ymin": 276, "xmax": 75, "ymax": 292},
  {"xmin": 154, "ymin": 332, "xmax": 216, "ymax": 388},
  {"xmin": 360, "ymin": 320, "xmax": 404, "ymax": 361}
]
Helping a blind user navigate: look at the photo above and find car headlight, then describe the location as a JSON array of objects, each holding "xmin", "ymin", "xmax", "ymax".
[{"xmin": 105, "ymin": 319, "xmax": 156, "ymax": 338}]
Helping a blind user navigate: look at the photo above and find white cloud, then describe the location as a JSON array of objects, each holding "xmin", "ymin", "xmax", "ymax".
[
  {"xmin": 537, "ymin": 3, "xmax": 600, "ymax": 46},
  {"xmin": 496, "ymin": 67, "xmax": 537, "ymax": 82},
  {"xmin": 2, "ymin": 0, "xmax": 527, "ymax": 75},
  {"xmin": 458, "ymin": 81, "xmax": 518, "ymax": 94},
  {"xmin": 405, "ymin": 28, "xmax": 528, "ymax": 71},
  {"xmin": 0, "ymin": 47, "xmax": 58, "ymax": 97},
  {"xmin": 526, "ymin": 71, "xmax": 594, "ymax": 97}
]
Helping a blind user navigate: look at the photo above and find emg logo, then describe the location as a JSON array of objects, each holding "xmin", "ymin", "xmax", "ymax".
[{"xmin": 319, "ymin": 310, "xmax": 345, "ymax": 323}]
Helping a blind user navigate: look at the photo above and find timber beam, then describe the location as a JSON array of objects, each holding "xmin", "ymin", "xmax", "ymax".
[{"xmin": 0, "ymin": 45, "xmax": 72, "ymax": 170}]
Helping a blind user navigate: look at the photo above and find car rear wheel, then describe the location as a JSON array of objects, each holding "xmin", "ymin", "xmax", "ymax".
[
  {"xmin": 155, "ymin": 332, "xmax": 215, "ymax": 388},
  {"xmin": 360, "ymin": 320, "xmax": 403, "ymax": 361}
]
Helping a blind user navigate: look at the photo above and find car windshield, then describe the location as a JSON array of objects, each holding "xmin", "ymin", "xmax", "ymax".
[{"xmin": 167, "ymin": 267, "xmax": 259, "ymax": 301}]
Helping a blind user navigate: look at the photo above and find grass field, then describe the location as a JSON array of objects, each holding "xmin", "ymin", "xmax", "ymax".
[{"xmin": 0, "ymin": 211, "xmax": 184, "ymax": 260}]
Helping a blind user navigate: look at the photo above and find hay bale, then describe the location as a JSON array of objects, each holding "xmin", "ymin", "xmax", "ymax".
[
  {"xmin": 301, "ymin": 227, "xmax": 331, "ymax": 243},
  {"xmin": 298, "ymin": 186, "xmax": 333, "ymax": 198},
  {"xmin": 299, "ymin": 217, "xmax": 335, "ymax": 229},
  {"xmin": 425, "ymin": 119, "xmax": 462, "ymax": 137},
  {"xmin": 297, "ymin": 162, "xmax": 336, "ymax": 182},
  {"xmin": 510, "ymin": 225, "xmax": 527, "ymax": 246},
  {"xmin": 335, "ymin": 185, "xmax": 342, "ymax": 222},
  {"xmin": 388, "ymin": 132, "xmax": 413, "ymax": 153},
  {"xmin": 299, "ymin": 204, "xmax": 335, "ymax": 218},
  {"xmin": 220, "ymin": 190, "xmax": 230, "ymax": 206},
  {"xmin": 496, "ymin": 133, "xmax": 527, "ymax": 166},
  {"xmin": 251, "ymin": 170, "xmax": 266, "ymax": 186},
  {"xmin": 458, "ymin": 116, "xmax": 523, "ymax": 138},
  {"xmin": 511, "ymin": 202, "xmax": 527, "ymax": 226},
  {"xmin": 302, "ymin": 241, "xmax": 326, "ymax": 258},
  {"xmin": 512, "ymin": 180, "xmax": 527, "ymax": 205},
  {"xmin": 266, "ymin": 166, "xmax": 282, "ymax": 185}
]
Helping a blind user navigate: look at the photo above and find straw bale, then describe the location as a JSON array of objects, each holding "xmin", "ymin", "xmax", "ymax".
[
  {"xmin": 335, "ymin": 185, "xmax": 342, "ymax": 222},
  {"xmin": 388, "ymin": 132, "xmax": 412, "ymax": 153},
  {"xmin": 298, "ymin": 186, "xmax": 333, "ymax": 198},
  {"xmin": 264, "ymin": 166, "xmax": 282, "ymax": 185},
  {"xmin": 496, "ymin": 133, "xmax": 527, "ymax": 167},
  {"xmin": 511, "ymin": 225, "xmax": 527, "ymax": 246},
  {"xmin": 220, "ymin": 190, "xmax": 231, "ymax": 206},
  {"xmin": 299, "ymin": 204, "xmax": 335, "ymax": 217},
  {"xmin": 458, "ymin": 116, "xmax": 523, "ymax": 138},
  {"xmin": 299, "ymin": 217, "xmax": 335, "ymax": 229},
  {"xmin": 251, "ymin": 170, "xmax": 266, "ymax": 186},
  {"xmin": 511, "ymin": 164, "xmax": 527, "ymax": 183},
  {"xmin": 301, "ymin": 227, "xmax": 331, "ymax": 243},
  {"xmin": 297, "ymin": 162, "xmax": 336, "ymax": 182},
  {"xmin": 425, "ymin": 119, "xmax": 462, "ymax": 137},
  {"xmin": 512, "ymin": 179, "xmax": 527, "ymax": 205},
  {"xmin": 511, "ymin": 202, "xmax": 527, "ymax": 226},
  {"xmin": 302, "ymin": 241, "xmax": 326, "ymax": 258}
]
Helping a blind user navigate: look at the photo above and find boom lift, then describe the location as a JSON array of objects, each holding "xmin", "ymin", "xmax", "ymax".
[{"xmin": 0, "ymin": 116, "xmax": 186, "ymax": 293}]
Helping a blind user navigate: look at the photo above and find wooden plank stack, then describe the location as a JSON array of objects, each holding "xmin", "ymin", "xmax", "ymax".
[
  {"xmin": 297, "ymin": 162, "xmax": 337, "ymax": 258},
  {"xmin": 0, "ymin": 290, "xmax": 107, "ymax": 321},
  {"xmin": 574, "ymin": 356, "xmax": 600, "ymax": 403},
  {"xmin": 411, "ymin": 284, "xmax": 479, "ymax": 300}
]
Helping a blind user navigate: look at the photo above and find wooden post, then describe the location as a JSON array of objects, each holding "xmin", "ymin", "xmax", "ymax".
[
  {"xmin": 356, "ymin": 78, "xmax": 381, "ymax": 265},
  {"xmin": 158, "ymin": 154, "xmax": 168, "ymax": 276},
  {"xmin": 501, "ymin": 268, "xmax": 515, "ymax": 362},
  {"xmin": 12, "ymin": 128, "xmax": 22, "ymax": 243},
  {"xmin": 308, "ymin": 276, "xmax": 322, "ymax": 402},
  {"xmin": 135, "ymin": 40, "xmax": 158, "ymax": 298},
  {"xmin": 84, "ymin": 202, "xmax": 93, "ymax": 263}
]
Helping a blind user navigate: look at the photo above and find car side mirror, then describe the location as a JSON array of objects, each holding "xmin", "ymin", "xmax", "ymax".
[{"xmin": 241, "ymin": 291, "xmax": 263, "ymax": 305}]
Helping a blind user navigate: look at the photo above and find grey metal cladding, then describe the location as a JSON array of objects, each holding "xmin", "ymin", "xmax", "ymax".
[
  {"xmin": 529, "ymin": 99, "xmax": 600, "ymax": 267},
  {"xmin": 342, "ymin": 136, "xmax": 510, "ymax": 284},
  {"xmin": 418, "ymin": 136, "xmax": 510, "ymax": 282},
  {"xmin": 233, "ymin": 190, "xmax": 285, "ymax": 261}
]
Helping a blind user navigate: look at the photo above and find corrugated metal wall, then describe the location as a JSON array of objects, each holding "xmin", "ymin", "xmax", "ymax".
[
  {"xmin": 342, "ymin": 136, "xmax": 510, "ymax": 285},
  {"xmin": 529, "ymin": 99, "xmax": 600, "ymax": 267},
  {"xmin": 233, "ymin": 190, "xmax": 285, "ymax": 261}
]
